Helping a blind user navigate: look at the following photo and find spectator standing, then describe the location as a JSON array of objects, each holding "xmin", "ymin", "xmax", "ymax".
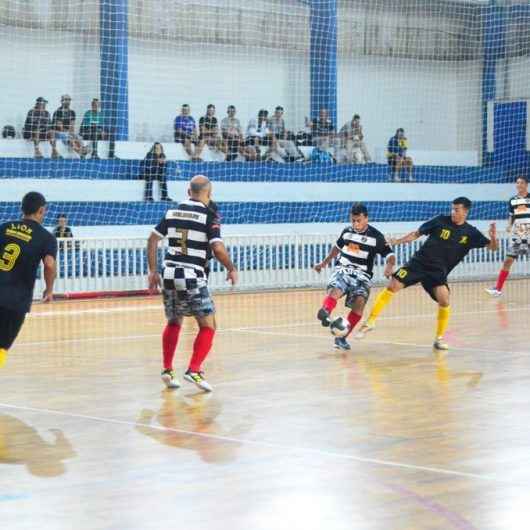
[
  {"xmin": 80, "ymin": 98, "xmax": 116, "ymax": 159},
  {"xmin": 387, "ymin": 128, "xmax": 413, "ymax": 182},
  {"xmin": 268, "ymin": 106, "xmax": 302, "ymax": 162},
  {"xmin": 174, "ymin": 104, "xmax": 200, "ymax": 160},
  {"xmin": 53, "ymin": 214, "xmax": 74, "ymax": 238},
  {"xmin": 22, "ymin": 97, "xmax": 59, "ymax": 159},
  {"xmin": 337, "ymin": 114, "xmax": 372, "ymax": 164},
  {"xmin": 220, "ymin": 105, "xmax": 243, "ymax": 161},
  {"xmin": 141, "ymin": 143, "xmax": 172, "ymax": 202}
]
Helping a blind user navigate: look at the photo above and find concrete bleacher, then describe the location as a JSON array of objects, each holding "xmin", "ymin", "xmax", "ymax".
[{"xmin": 0, "ymin": 139, "xmax": 480, "ymax": 166}]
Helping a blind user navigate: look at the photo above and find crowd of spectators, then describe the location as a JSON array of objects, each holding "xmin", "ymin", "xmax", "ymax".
[{"xmin": 2, "ymin": 97, "xmax": 414, "ymax": 182}]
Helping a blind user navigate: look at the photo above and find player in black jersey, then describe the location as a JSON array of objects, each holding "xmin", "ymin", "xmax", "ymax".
[
  {"xmin": 0, "ymin": 192, "xmax": 57, "ymax": 367},
  {"xmin": 147, "ymin": 175, "xmax": 237, "ymax": 392},
  {"xmin": 314, "ymin": 203, "xmax": 395, "ymax": 350},
  {"xmin": 486, "ymin": 176, "xmax": 530, "ymax": 296},
  {"xmin": 356, "ymin": 197, "xmax": 498, "ymax": 350}
]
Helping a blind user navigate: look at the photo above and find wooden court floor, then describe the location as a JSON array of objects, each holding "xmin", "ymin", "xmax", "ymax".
[{"xmin": 1, "ymin": 279, "xmax": 530, "ymax": 530}]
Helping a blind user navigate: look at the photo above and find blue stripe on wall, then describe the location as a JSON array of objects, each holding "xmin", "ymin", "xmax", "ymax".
[
  {"xmin": 0, "ymin": 159, "xmax": 514, "ymax": 183},
  {"xmin": 0, "ymin": 201, "xmax": 508, "ymax": 226}
]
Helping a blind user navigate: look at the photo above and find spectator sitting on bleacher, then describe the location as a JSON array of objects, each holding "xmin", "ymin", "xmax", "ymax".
[
  {"xmin": 55, "ymin": 119, "xmax": 87, "ymax": 159},
  {"xmin": 387, "ymin": 128, "xmax": 413, "ymax": 182},
  {"xmin": 140, "ymin": 142, "xmax": 172, "ymax": 202},
  {"xmin": 311, "ymin": 108, "xmax": 335, "ymax": 149},
  {"xmin": 337, "ymin": 114, "xmax": 371, "ymax": 164},
  {"xmin": 268, "ymin": 106, "xmax": 302, "ymax": 162},
  {"xmin": 246, "ymin": 109, "xmax": 272, "ymax": 148},
  {"xmin": 52, "ymin": 95, "xmax": 76, "ymax": 135},
  {"xmin": 53, "ymin": 214, "xmax": 74, "ymax": 238},
  {"xmin": 174, "ymin": 103, "xmax": 200, "ymax": 161},
  {"xmin": 197, "ymin": 104, "xmax": 219, "ymax": 160},
  {"xmin": 2, "ymin": 125, "xmax": 16, "ymax": 139},
  {"xmin": 220, "ymin": 105, "xmax": 243, "ymax": 161},
  {"xmin": 310, "ymin": 137, "xmax": 335, "ymax": 163},
  {"xmin": 22, "ymin": 97, "xmax": 60, "ymax": 159},
  {"xmin": 80, "ymin": 98, "xmax": 116, "ymax": 159},
  {"xmin": 236, "ymin": 144, "xmax": 261, "ymax": 162}
]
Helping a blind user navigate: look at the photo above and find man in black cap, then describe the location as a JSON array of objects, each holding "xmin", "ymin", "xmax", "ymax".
[{"xmin": 22, "ymin": 97, "xmax": 60, "ymax": 159}]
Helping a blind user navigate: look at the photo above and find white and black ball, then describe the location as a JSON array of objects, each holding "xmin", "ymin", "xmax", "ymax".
[{"xmin": 330, "ymin": 317, "xmax": 351, "ymax": 338}]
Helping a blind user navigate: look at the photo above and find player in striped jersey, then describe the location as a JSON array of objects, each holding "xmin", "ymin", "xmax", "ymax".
[
  {"xmin": 314, "ymin": 203, "xmax": 396, "ymax": 350},
  {"xmin": 147, "ymin": 175, "xmax": 238, "ymax": 391},
  {"xmin": 486, "ymin": 176, "xmax": 530, "ymax": 296}
]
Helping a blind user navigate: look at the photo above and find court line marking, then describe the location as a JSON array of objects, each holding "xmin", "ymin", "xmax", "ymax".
[
  {"xmin": 0, "ymin": 401, "xmax": 507, "ymax": 485},
  {"xmin": 14, "ymin": 304, "xmax": 530, "ymax": 349}
]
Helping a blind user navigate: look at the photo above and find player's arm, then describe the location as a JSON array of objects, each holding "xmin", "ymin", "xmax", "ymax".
[
  {"xmin": 487, "ymin": 222, "xmax": 498, "ymax": 251},
  {"xmin": 507, "ymin": 214, "xmax": 513, "ymax": 233},
  {"xmin": 147, "ymin": 231, "xmax": 163, "ymax": 292},
  {"xmin": 387, "ymin": 230, "xmax": 421, "ymax": 247},
  {"xmin": 314, "ymin": 245, "xmax": 340, "ymax": 273},
  {"xmin": 42, "ymin": 254, "xmax": 56, "ymax": 303},
  {"xmin": 210, "ymin": 241, "xmax": 238, "ymax": 285}
]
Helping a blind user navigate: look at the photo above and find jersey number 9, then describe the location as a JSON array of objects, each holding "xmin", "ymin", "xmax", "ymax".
[{"xmin": 0, "ymin": 243, "xmax": 21, "ymax": 272}]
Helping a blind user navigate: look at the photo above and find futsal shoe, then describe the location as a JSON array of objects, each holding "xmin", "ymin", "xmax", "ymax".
[
  {"xmin": 317, "ymin": 308, "xmax": 331, "ymax": 327},
  {"xmin": 485, "ymin": 287, "xmax": 502, "ymax": 297},
  {"xmin": 184, "ymin": 370, "xmax": 213, "ymax": 392},
  {"xmin": 433, "ymin": 338, "xmax": 449, "ymax": 351},
  {"xmin": 334, "ymin": 337, "xmax": 351, "ymax": 351},
  {"xmin": 161, "ymin": 369, "xmax": 180, "ymax": 389},
  {"xmin": 355, "ymin": 322, "xmax": 375, "ymax": 339}
]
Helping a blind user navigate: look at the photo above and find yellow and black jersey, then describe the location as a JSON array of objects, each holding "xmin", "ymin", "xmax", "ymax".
[
  {"xmin": 0, "ymin": 220, "xmax": 57, "ymax": 313},
  {"xmin": 413, "ymin": 215, "xmax": 489, "ymax": 275}
]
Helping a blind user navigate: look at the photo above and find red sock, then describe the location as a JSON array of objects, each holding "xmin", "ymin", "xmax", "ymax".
[
  {"xmin": 495, "ymin": 269, "xmax": 510, "ymax": 291},
  {"xmin": 188, "ymin": 327, "xmax": 215, "ymax": 373},
  {"xmin": 322, "ymin": 295, "xmax": 338, "ymax": 313},
  {"xmin": 162, "ymin": 323, "xmax": 181, "ymax": 370},
  {"xmin": 346, "ymin": 311, "xmax": 362, "ymax": 336}
]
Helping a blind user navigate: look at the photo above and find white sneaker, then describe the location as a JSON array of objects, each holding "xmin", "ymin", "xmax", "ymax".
[
  {"xmin": 485, "ymin": 287, "xmax": 502, "ymax": 297},
  {"xmin": 433, "ymin": 338, "xmax": 449, "ymax": 351},
  {"xmin": 184, "ymin": 370, "xmax": 213, "ymax": 392},
  {"xmin": 161, "ymin": 369, "xmax": 180, "ymax": 389},
  {"xmin": 355, "ymin": 322, "xmax": 375, "ymax": 339}
]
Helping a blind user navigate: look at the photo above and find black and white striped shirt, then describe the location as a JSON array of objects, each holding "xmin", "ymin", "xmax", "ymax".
[
  {"xmin": 335, "ymin": 225, "xmax": 393, "ymax": 279},
  {"xmin": 509, "ymin": 193, "xmax": 530, "ymax": 237},
  {"xmin": 153, "ymin": 199, "xmax": 222, "ymax": 271}
]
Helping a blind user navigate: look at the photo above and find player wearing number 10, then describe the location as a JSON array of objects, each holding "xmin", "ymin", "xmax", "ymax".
[
  {"xmin": 356, "ymin": 197, "xmax": 498, "ymax": 350},
  {"xmin": 147, "ymin": 175, "xmax": 238, "ymax": 392},
  {"xmin": 0, "ymin": 192, "xmax": 57, "ymax": 367}
]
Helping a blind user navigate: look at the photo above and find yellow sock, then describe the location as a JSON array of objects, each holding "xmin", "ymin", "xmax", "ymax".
[
  {"xmin": 0, "ymin": 349, "xmax": 7, "ymax": 368},
  {"xmin": 367, "ymin": 288, "xmax": 395, "ymax": 326},
  {"xmin": 436, "ymin": 306, "xmax": 451, "ymax": 339}
]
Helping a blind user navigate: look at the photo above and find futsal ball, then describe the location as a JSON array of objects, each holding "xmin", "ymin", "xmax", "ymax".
[{"xmin": 330, "ymin": 317, "xmax": 351, "ymax": 338}]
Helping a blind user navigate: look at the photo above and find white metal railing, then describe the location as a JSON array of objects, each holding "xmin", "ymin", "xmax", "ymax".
[{"xmin": 33, "ymin": 232, "xmax": 528, "ymax": 296}]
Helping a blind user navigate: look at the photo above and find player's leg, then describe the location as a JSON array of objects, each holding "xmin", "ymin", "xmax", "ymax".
[
  {"xmin": 487, "ymin": 256, "xmax": 515, "ymax": 296},
  {"xmin": 183, "ymin": 281, "xmax": 216, "ymax": 392},
  {"xmin": 317, "ymin": 286, "xmax": 344, "ymax": 327},
  {"xmin": 334, "ymin": 293, "xmax": 366, "ymax": 351},
  {"xmin": 160, "ymin": 288, "xmax": 184, "ymax": 389},
  {"xmin": 0, "ymin": 307, "xmax": 26, "ymax": 368},
  {"xmin": 431, "ymin": 285, "xmax": 451, "ymax": 351}
]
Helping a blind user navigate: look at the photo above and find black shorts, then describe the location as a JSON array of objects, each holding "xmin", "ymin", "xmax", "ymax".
[
  {"xmin": 0, "ymin": 306, "xmax": 26, "ymax": 350},
  {"xmin": 393, "ymin": 259, "xmax": 449, "ymax": 302}
]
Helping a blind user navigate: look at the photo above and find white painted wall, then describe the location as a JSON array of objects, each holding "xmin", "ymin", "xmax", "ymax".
[
  {"xmin": 338, "ymin": 56, "xmax": 482, "ymax": 155},
  {"xmin": 128, "ymin": 40, "xmax": 310, "ymax": 142},
  {"xmin": 0, "ymin": 25, "xmax": 99, "ymax": 134}
]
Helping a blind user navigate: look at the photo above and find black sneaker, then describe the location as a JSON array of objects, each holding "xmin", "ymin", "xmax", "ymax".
[
  {"xmin": 183, "ymin": 370, "xmax": 213, "ymax": 392},
  {"xmin": 334, "ymin": 337, "xmax": 351, "ymax": 351},
  {"xmin": 161, "ymin": 369, "xmax": 180, "ymax": 389},
  {"xmin": 317, "ymin": 308, "xmax": 331, "ymax": 327}
]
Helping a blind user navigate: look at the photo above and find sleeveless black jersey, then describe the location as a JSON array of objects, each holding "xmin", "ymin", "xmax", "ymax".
[{"xmin": 0, "ymin": 220, "xmax": 57, "ymax": 313}]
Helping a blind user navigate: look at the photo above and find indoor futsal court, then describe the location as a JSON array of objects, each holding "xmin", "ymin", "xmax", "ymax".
[{"xmin": 1, "ymin": 279, "xmax": 529, "ymax": 530}]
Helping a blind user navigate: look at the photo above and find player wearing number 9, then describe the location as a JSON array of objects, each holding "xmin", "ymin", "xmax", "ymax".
[{"xmin": 0, "ymin": 192, "xmax": 57, "ymax": 367}]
